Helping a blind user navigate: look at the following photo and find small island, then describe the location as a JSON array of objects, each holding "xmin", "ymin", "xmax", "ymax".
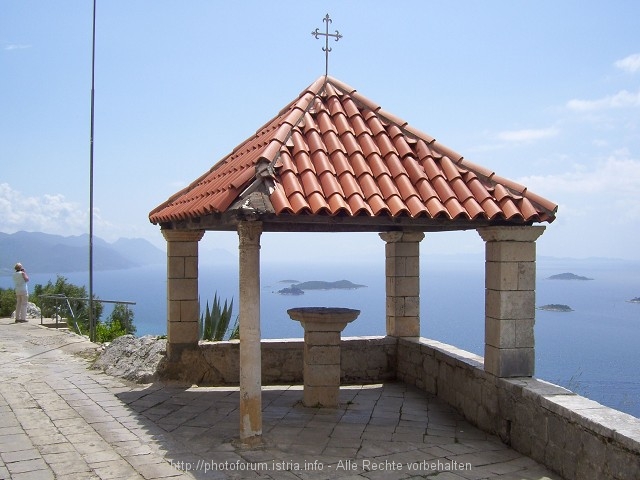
[
  {"xmin": 628, "ymin": 297, "xmax": 640, "ymax": 304},
  {"xmin": 277, "ymin": 279, "xmax": 367, "ymax": 295},
  {"xmin": 547, "ymin": 272, "xmax": 593, "ymax": 281},
  {"xmin": 277, "ymin": 286, "xmax": 304, "ymax": 296},
  {"xmin": 538, "ymin": 304, "xmax": 573, "ymax": 312}
]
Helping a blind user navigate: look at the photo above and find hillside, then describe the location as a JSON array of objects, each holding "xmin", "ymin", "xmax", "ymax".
[{"xmin": 0, "ymin": 231, "xmax": 164, "ymax": 274}]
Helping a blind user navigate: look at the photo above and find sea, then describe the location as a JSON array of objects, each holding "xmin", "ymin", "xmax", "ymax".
[{"xmin": 2, "ymin": 256, "xmax": 639, "ymax": 418}]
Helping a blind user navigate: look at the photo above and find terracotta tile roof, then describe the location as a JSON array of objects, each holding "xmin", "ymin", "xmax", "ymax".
[{"xmin": 149, "ymin": 76, "xmax": 557, "ymax": 229}]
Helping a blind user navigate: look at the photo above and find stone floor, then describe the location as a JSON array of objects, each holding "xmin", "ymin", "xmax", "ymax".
[{"xmin": 0, "ymin": 317, "xmax": 562, "ymax": 479}]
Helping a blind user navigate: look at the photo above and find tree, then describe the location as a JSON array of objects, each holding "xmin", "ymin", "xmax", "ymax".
[
  {"xmin": 109, "ymin": 303, "xmax": 136, "ymax": 335},
  {"xmin": 95, "ymin": 303, "xmax": 136, "ymax": 343},
  {"xmin": 32, "ymin": 275, "xmax": 103, "ymax": 334},
  {"xmin": 0, "ymin": 287, "xmax": 17, "ymax": 318}
]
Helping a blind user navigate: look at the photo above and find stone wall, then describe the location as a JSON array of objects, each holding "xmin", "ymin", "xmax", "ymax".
[
  {"xmin": 396, "ymin": 337, "xmax": 640, "ymax": 480},
  {"xmin": 158, "ymin": 336, "xmax": 396, "ymax": 386}
]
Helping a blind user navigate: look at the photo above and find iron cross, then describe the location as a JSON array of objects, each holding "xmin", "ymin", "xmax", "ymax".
[{"xmin": 311, "ymin": 14, "xmax": 342, "ymax": 77}]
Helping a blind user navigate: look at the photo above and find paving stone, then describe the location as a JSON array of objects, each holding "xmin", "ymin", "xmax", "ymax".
[
  {"xmin": 6, "ymin": 457, "xmax": 49, "ymax": 474},
  {"xmin": 1, "ymin": 448, "xmax": 41, "ymax": 463},
  {"xmin": 11, "ymin": 469, "xmax": 56, "ymax": 480}
]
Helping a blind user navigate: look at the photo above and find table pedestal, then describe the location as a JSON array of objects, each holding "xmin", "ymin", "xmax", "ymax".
[{"xmin": 287, "ymin": 307, "xmax": 360, "ymax": 407}]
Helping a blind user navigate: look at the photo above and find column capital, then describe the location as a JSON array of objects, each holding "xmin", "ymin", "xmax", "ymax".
[
  {"xmin": 477, "ymin": 226, "xmax": 545, "ymax": 243},
  {"xmin": 237, "ymin": 221, "xmax": 263, "ymax": 247},
  {"xmin": 162, "ymin": 229, "xmax": 205, "ymax": 242},
  {"xmin": 379, "ymin": 231, "xmax": 425, "ymax": 243}
]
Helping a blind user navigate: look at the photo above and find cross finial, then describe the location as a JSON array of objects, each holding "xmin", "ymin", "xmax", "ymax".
[{"xmin": 311, "ymin": 14, "xmax": 342, "ymax": 77}]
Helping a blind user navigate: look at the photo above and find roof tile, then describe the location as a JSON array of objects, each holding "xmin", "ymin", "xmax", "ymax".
[
  {"xmin": 351, "ymin": 153, "xmax": 373, "ymax": 178},
  {"xmin": 327, "ymin": 192, "xmax": 350, "ymax": 213},
  {"xmin": 339, "ymin": 172, "xmax": 364, "ymax": 198},
  {"xmin": 311, "ymin": 150, "xmax": 335, "ymax": 175},
  {"xmin": 332, "ymin": 112, "xmax": 354, "ymax": 136},
  {"xmin": 363, "ymin": 110, "xmax": 386, "ymax": 136},
  {"xmin": 300, "ymin": 170, "xmax": 323, "ymax": 196},
  {"xmin": 322, "ymin": 130, "xmax": 344, "ymax": 155},
  {"xmin": 377, "ymin": 174, "xmax": 400, "ymax": 200},
  {"xmin": 368, "ymin": 194, "xmax": 389, "ymax": 215},
  {"xmin": 385, "ymin": 154, "xmax": 406, "ymax": 179},
  {"xmin": 359, "ymin": 134, "xmax": 381, "ymax": 159},
  {"xmin": 281, "ymin": 170, "xmax": 302, "ymax": 195},
  {"xmin": 395, "ymin": 174, "xmax": 416, "ymax": 199},
  {"xmin": 368, "ymin": 154, "xmax": 390, "ymax": 179},
  {"xmin": 293, "ymin": 149, "xmax": 315, "ymax": 174},
  {"xmin": 346, "ymin": 194, "xmax": 372, "ymax": 216},
  {"xmin": 317, "ymin": 110, "xmax": 338, "ymax": 135},
  {"xmin": 319, "ymin": 171, "xmax": 344, "ymax": 197},
  {"xmin": 374, "ymin": 131, "xmax": 397, "ymax": 158},
  {"xmin": 340, "ymin": 131, "xmax": 361, "ymax": 157},
  {"xmin": 405, "ymin": 195, "xmax": 429, "ymax": 217},
  {"xmin": 350, "ymin": 114, "xmax": 371, "ymax": 138},
  {"xmin": 330, "ymin": 150, "xmax": 354, "ymax": 176},
  {"xmin": 359, "ymin": 174, "xmax": 380, "ymax": 200}
]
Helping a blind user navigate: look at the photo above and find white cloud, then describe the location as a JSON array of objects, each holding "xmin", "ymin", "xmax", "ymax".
[
  {"xmin": 0, "ymin": 183, "xmax": 112, "ymax": 236},
  {"xmin": 566, "ymin": 89, "xmax": 640, "ymax": 112},
  {"xmin": 496, "ymin": 127, "xmax": 559, "ymax": 143},
  {"xmin": 518, "ymin": 152, "xmax": 640, "ymax": 221},
  {"xmin": 3, "ymin": 44, "xmax": 30, "ymax": 51},
  {"xmin": 614, "ymin": 53, "xmax": 640, "ymax": 73}
]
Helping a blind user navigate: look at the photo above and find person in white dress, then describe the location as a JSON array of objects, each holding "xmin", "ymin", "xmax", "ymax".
[{"xmin": 13, "ymin": 262, "xmax": 29, "ymax": 323}]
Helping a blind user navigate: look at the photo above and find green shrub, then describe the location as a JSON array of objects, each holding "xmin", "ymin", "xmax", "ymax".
[
  {"xmin": 0, "ymin": 287, "xmax": 17, "ymax": 317},
  {"xmin": 95, "ymin": 303, "xmax": 136, "ymax": 343}
]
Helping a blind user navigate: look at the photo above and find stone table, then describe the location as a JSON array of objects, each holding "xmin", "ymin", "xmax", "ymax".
[{"xmin": 287, "ymin": 307, "xmax": 360, "ymax": 407}]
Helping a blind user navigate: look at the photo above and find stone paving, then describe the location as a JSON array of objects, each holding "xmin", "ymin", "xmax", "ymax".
[{"xmin": 0, "ymin": 318, "xmax": 562, "ymax": 479}]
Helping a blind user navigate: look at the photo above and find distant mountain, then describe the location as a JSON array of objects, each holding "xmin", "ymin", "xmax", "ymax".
[
  {"xmin": 538, "ymin": 304, "xmax": 574, "ymax": 312},
  {"xmin": 290, "ymin": 280, "xmax": 367, "ymax": 290},
  {"xmin": 0, "ymin": 231, "xmax": 165, "ymax": 274},
  {"xmin": 547, "ymin": 272, "xmax": 593, "ymax": 281}
]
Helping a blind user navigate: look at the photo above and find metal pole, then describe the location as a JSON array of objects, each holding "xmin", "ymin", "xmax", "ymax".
[{"xmin": 89, "ymin": 0, "xmax": 97, "ymax": 341}]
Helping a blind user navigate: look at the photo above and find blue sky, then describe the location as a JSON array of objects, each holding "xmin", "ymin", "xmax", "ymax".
[{"xmin": 2, "ymin": 1, "xmax": 640, "ymax": 262}]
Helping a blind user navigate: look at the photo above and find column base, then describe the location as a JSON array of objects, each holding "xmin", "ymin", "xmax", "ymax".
[{"xmin": 484, "ymin": 345, "xmax": 534, "ymax": 377}]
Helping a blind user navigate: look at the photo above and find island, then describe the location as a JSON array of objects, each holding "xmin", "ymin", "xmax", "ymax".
[
  {"xmin": 277, "ymin": 286, "xmax": 304, "ymax": 296},
  {"xmin": 277, "ymin": 279, "xmax": 367, "ymax": 295},
  {"xmin": 537, "ymin": 304, "xmax": 573, "ymax": 312},
  {"xmin": 628, "ymin": 297, "xmax": 640, "ymax": 304},
  {"xmin": 547, "ymin": 272, "xmax": 593, "ymax": 281}
]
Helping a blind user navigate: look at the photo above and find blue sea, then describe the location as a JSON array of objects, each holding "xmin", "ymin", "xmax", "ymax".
[{"xmin": 2, "ymin": 256, "xmax": 639, "ymax": 418}]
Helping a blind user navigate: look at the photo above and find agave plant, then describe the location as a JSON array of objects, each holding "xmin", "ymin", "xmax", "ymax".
[{"xmin": 200, "ymin": 292, "xmax": 239, "ymax": 341}]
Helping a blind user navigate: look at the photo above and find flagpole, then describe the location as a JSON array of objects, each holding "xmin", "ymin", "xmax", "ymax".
[{"xmin": 89, "ymin": 0, "xmax": 96, "ymax": 341}]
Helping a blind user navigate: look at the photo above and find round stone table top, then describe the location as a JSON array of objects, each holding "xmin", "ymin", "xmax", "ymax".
[{"xmin": 287, "ymin": 307, "xmax": 360, "ymax": 325}]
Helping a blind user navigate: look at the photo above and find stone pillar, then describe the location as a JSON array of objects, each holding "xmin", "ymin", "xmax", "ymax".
[
  {"xmin": 237, "ymin": 221, "xmax": 263, "ymax": 444},
  {"xmin": 379, "ymin": 231, "xmax": 424, "ymax": 337},
  {"xmin": 477, "ymin": 226, "xmax": 545, "ymax": 377},
  {"xmin": 162, "ymin": 229, "xmax": 205, "ymax": 358}
]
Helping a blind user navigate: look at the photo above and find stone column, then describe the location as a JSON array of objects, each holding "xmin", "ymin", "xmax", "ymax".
[
  {"xmin": 162, "ymin": 229, "xmax": 205, "ymax": 358},
  {"xmin": 379, "ymin": 231, "xmax": 424, "ymax": 337},
  {"xmin": 477, "ymin": 226, "xmax": 545, "ymax": 377},
  {"xmin": 237, "ymin": 221, "xmax": 263, "ymax": 444}
]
